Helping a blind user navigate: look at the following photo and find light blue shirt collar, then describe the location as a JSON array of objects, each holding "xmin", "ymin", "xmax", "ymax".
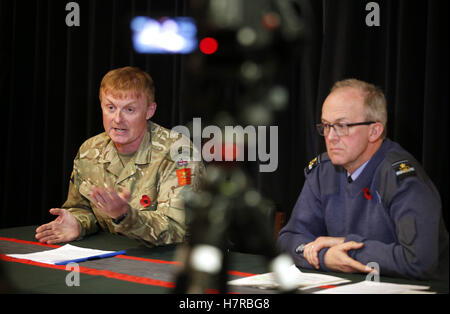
[{"xmin": 348, "ymin": 159, "xmax": 370, "ymax": 182}]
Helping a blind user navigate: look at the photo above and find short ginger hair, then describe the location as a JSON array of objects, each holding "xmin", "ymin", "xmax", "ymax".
[{"xmin": 99, "ymin": 66, "xmax": 155, "ymax": 106}]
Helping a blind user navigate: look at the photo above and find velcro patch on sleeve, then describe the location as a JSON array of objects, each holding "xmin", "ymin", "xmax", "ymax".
[{"xmin": 176, "ymin": 168, "xmax": 192, "ymax": 186}]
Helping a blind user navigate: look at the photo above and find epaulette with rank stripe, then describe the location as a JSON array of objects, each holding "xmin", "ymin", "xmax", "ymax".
[
  {"xmin": 305, "ymin": 155, "xmax": 321, "ymax": 174},
  {"xmin": 392, "ymin": 160, "xmax": 416, "ymax": 181}
]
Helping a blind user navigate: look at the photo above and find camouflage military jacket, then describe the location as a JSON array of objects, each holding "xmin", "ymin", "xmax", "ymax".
[{"xmin": 62, "ymin": 121, "xmax": 202, "ymax": 247}]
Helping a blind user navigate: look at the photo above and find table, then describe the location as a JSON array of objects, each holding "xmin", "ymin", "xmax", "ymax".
[{"xmin": 0, "ymin": 226, "xmax": 448, "ymax": 295}]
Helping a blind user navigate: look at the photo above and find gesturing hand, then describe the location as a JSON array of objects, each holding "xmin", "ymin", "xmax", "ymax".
[
  {"xmin": 35, "ymin": 208, "xmax": 81, "ymax": 244},
  {"xmin": 89, "ymin": 186, "xmax": 131, "ymax": 219},
  {"xmin": 323, "ymin": 241, "xmax": 373, "ymax": 274}
]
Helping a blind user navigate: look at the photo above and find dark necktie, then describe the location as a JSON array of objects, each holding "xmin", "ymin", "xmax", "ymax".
[{"xmin": 347, "ymin": 176, "xmax": 353, "ymax": 183}]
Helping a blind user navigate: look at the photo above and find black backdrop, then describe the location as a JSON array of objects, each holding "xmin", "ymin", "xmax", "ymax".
[{"xmin": 1, "ymin": 0, "xmax": 448, "ymax": 231}]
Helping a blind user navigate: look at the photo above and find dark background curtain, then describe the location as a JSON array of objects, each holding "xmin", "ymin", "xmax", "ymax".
[{"xmin": 1, "ymin": 0, "xmax": 448, "ymax": 231}]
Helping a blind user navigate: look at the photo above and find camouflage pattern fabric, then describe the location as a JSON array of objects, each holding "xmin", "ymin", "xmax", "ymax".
[{"xmin": 63, "ymin": 121, "xmax": 203, "ymax": 247}]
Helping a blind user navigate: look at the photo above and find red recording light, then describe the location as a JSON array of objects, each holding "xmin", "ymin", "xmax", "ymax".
[{"xmin": 199, "ymin": 37, "xmax": 218, "ymax": 54}]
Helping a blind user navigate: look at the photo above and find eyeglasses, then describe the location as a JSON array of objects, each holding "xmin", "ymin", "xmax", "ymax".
[{"xmin": 316, "ymin": 121, "xmax": 375, "ymax": 137}]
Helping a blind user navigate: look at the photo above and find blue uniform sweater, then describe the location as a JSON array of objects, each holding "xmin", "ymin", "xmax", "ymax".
[{"xmin": 277, "ymin": 139, "xmax": 449, "ymax": 280}]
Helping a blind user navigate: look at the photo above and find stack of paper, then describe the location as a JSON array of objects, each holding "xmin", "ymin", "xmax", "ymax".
[
  {"xmin": 314, "ymin": 280, "xmax": 433, "ymax": 294},
  {"xmin": 228, "ymin": 264, "xmax": 350, "ymax": 290},
  {"xmin": 6, "ymin": 244, "xmax": 125, "ymax": 265}
]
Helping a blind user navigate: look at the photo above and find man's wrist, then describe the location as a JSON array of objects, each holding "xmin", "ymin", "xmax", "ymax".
[
  {"xmin": 319, "ymin": 247, "xmax": 331, "ymax": 271},
  {"xmin": 295, "ymin": 243, "xmax": 306, "ymax": 255},
  {"xmin": 112, "ymin": 212, "xmax": 128, "ymax": 224}
]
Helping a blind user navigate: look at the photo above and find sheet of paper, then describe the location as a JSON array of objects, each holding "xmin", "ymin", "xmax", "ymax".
[
  {"xmin": 314, "ymin": 280, "xmax": 433, "ymax": 294},
  {"xmin": 6, "ymin": 244, "xmax": 119, "ymax": 265},
  {"xmin": 228, "ymin": 264, "xmax": 350, "ymax": 290}
]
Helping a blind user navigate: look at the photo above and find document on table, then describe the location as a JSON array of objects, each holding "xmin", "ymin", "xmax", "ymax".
[
  {"xmin": 228, "ymin": 264, "xmax": 350, "ymax": 290},
  {"xmin": 314, "ymin": 280, "xmax": 433, "ymax": 294},
  {"xmin": 6, "ymin": 244, "xmax": 126, "ymax": 265}
]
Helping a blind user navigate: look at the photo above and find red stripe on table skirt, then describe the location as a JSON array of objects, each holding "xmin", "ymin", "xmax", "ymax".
[
  {"xmin": 0, "ymin": 254, "xmax": 175, "ymax": 288},
  {"xmin": 227, "ymin": 270, "xmax": 256, "ymax": 277},
  {"xmin": 0, "ymin": 236, "xmax": 61, "ymax": 248},
  {"xmin": 115, "ymin": 254, "xmax": 180, "ymax": 265},
  {"xmin": 0, "ymin": 237, "xmax": 256, "ymax": 278},
  {"xmin": 318, "ymin": 285, "xmax": 337, "ymax": 289}
]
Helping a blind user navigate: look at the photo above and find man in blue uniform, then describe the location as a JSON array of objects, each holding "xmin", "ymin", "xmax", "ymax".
[{"xmin": 277, "ymin": 79, "xmax": 449, "ymax": 280}]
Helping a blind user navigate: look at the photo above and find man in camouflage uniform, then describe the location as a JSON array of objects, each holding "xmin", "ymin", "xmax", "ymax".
[{"xmin": 35, "ymin": 66, "xmax": 202, "ymax": 247}]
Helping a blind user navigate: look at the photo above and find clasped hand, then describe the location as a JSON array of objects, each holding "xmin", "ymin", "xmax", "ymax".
[{"xmin": 303, "ymin": 236, "xmax": 374, "ymax": 274}]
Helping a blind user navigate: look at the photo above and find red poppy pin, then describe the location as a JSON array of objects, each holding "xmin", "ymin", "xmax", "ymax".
[
  {"xmin": 140, "ymin": 195, "xmax": 151, "ymax": 208},
  {"xmin": 362, "ymin": 188, "xmax": 372, "ymax": 200}
]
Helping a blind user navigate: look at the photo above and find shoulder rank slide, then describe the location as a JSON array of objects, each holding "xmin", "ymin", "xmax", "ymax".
[
  {"xmin": 305, "ymin": 155, "xmax": 321, "ymax": 174},
  {"xmin": 392, "ymin": 160, "xmax": 416, "ymax": 180}
]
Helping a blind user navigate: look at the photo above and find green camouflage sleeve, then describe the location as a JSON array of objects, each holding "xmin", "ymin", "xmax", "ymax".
[
  {"xmin": 113, "ymin": 155, "xmax": 204, "ymax": 247},
  {"xmin": 62, "ymin": 152, "xmax": 99, "ymax": 238}
]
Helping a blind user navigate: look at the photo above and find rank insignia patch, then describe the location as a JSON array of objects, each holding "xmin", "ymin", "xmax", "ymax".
[
  {"xmin": 176, "ymin": 168, "xmax": 192, "ymax": 186},
  {"xmin": 305, "ymin": 156, "xmax": 320, "ymax": 174},
  {"xmin": 392, "ymin": 160, "xmax": 416, "ymax": 180}
]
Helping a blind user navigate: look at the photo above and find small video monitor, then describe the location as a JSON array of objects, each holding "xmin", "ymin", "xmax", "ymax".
[{"xmin": 131, "ymin": 16, "xmax": 197, "ymax": 54}]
